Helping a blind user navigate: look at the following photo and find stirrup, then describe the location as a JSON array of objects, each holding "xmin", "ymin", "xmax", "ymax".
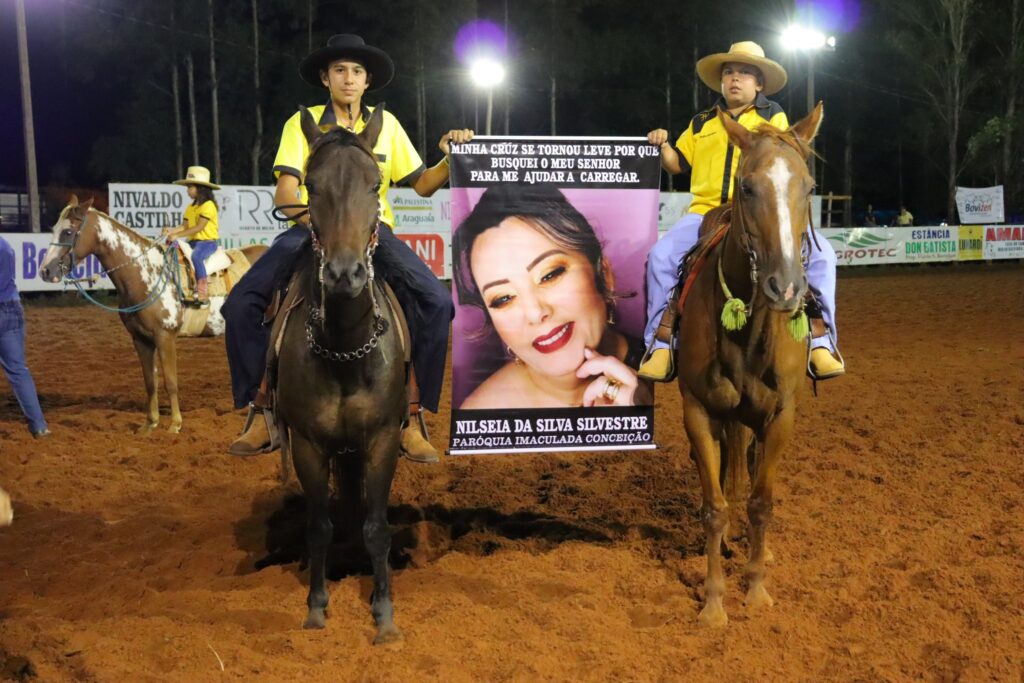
[{"xmin": 234, "ymin": 402, "xmax": 280, "ymax": 454}]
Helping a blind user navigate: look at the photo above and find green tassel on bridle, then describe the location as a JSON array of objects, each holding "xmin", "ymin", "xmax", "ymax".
[
  {"xmin": 718, "ymin": 258, "xmax": 750, "ymax": 332},
  {"xmin": 718, "ymin": 257, "xmax": 812, "ymax": 341}
]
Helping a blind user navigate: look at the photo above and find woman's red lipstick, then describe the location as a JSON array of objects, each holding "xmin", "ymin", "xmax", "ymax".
[{"xmin": 532, "ymin": 322, "xmax": 573, "ymax": 354}]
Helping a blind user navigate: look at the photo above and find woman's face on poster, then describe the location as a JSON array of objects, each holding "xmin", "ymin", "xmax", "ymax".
[{"xmin": 470, "ymin": 217, "xmax": 608, "ymax": 379}]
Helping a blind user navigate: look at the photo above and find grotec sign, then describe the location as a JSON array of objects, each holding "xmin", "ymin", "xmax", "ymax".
[{"xmin": 3, "ymin": 186, "xmax": 1021, "ymax": 292}]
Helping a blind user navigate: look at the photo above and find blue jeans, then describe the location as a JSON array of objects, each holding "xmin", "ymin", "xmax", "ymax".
[
  {"xmin": 0, "ymin": 301, "xmax": 48, "ymax": 434},
  {"xmin": 188, "ymin": 239, "xmax": 219, "ymax": 281},
  {"xmin": 645, "ymin": 212, "xmax": 839, "ymax": 352},
  {"xmin": 222, "ymin": 225, "xmax": 453, "ymax": 412}
]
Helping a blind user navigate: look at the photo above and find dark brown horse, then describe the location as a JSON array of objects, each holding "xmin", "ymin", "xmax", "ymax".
[
  {"xmin": 39, "ymin": 197, "xmax": 266, "ymax": 432},
  {"xmin": 676, "ymin": 103, "xmax": 823, "ymax": 627},
  {"xmin": 274, "ymin": 106, "xmax": 407, "ymax": 643}
]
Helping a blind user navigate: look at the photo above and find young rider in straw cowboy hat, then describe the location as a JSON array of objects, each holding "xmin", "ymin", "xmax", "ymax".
[
  {"xmin": 639, "ymin": 40, "xmax": 845, "ymax": 382},
  {"xmin": 223, "ymin": 34, "xmax": 472, "ymax": 462},
  {"xmin": 163, "ymin": 165, "xmax": 220, "ymax": 304}
]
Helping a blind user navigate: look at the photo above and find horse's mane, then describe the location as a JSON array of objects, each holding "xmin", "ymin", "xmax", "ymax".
[{"xmin": 62, "ymin": 203, "xmax": 153, "ymax": 248}]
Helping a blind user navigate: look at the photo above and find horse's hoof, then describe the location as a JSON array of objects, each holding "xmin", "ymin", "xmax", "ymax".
[
  {"xmin": 697, "ymin": 602, "xmax": 729, "ymax": 628},
  {"xmin": 137, "ymin": 423, "xmax": 157, "ymax": 435},
  {"xmin": 373, "ymin": 624, "xmax": 403, "ymax": 645},
  {"xmin": 168, "ymin": 423, "xmax": 182, "ymax": 434},
  {"xmin": 303, "ymin": 609, "xmax": 326, "ymax": 630},
  {"xmin": 744, "ymin": 583, "xmax": 775, "ymax": 610}
]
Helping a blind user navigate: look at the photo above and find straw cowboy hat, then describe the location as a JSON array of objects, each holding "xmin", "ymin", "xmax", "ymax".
[
  {"xmin": 696, "ymin": 41, "xmax": 788, "ymax": 96},
  {"xmin": 299, "ymin": 34, "xmax": 394, "ymax": 91},
  {"xmin": 173, "ymin": 166, "xmax": 220, "ymax": 190}
]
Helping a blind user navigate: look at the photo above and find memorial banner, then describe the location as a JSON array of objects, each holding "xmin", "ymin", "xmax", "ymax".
[{"xmin": 448, "ymin": 137, "xmax": 660, "ymax": 455}]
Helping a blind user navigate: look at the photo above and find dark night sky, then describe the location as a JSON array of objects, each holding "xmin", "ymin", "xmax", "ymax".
[{"xmin": 1, "ymin": 0, "xmax": 1017, "ymax": 224}]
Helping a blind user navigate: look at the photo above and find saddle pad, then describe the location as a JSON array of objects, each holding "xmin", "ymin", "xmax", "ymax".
[{"xmin": 176, "ymin": 241, "xmax": 232, "ymax": 276}]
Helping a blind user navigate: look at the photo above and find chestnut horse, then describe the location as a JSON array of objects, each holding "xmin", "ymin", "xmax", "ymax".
[
  {"xmin": 676, "ymin": 104, "xmax": 823, "ymax": 627},
  {"xmin": 274, "ymin": 106, "xmax": 407, "ymax": 642},
  {"xmin": 38, "ymin": 197, "xmax": 266, "ymax": 433}
]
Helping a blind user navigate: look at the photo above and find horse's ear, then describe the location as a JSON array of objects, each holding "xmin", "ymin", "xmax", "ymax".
[
  {"xmin": 789, "ymin": 101, "xmax": 824, "ymax": 149},
  {"xmin": 68, "ymin": 194, "xmax": 79, "ymax": 207},
  {"xmin": 81, "ymin": 197, "xmax": 94, "ymax": 211},
  {"xmin": 717, "ymin": 107, "xmax": 754, "ymax": 151},
  {"xmin": 360, "ymin": 104, "xmax": 385, "ymax": 150},
  {"xmin": 299, "ymin": 105, "xmax": 322, "ymax": 145}
]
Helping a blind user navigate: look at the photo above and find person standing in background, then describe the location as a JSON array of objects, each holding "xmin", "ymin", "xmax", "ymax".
[{"xmin": 0, "ymin": 236, "xmax": 50, "ymax": 438}]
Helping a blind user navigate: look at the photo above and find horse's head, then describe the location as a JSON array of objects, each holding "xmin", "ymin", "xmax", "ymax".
[
  {"xmin": 300, "ymin": 104, "xmax": 384, "ymax": 298},
  {"xmin": 39, "ymin": 195, "xmax": 97, "ymax": 283},
  {"xmin": 719, "ymin": 103, "xmax": 823, "ymax": 313}
]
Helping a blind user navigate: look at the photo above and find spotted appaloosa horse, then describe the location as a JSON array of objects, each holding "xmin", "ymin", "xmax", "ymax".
[
  {"xmin": 675, "ymin": 104, "xmax": 824, "ymax": 627},
  {"xmin": 274, "ymin": 106, "xmax": 407, "ymax": 643},
  {"xmin": 38, "ymin": 196, "xmax": 265, "ymax": 433}
]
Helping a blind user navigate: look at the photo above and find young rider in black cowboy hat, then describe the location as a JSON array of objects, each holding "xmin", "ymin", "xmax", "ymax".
[{"xmin": 223, "ymin": 34, "xmax": 473, "ymax": 462}]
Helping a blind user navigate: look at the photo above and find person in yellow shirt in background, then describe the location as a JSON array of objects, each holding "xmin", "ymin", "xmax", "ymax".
[
  {"xmin": 896, "ymin": 205, "xmax": 914, "ymax": 226},
  {"xmin": 639, "ymin": 41, "xmax": 845, "ymax": 382},
  {"xmin": 163, "ymin": 166, "xmax": 220, "ymax": 303}
]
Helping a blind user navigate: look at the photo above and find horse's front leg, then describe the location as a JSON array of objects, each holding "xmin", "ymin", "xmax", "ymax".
[
  {"xmin": 744, "ymin": 401, "xmax": 795, "ymax": 611},
  {"xmin": 291, "ymin": 433, "xmax": 332, "ymax": 629},
  {"xmin": 155, "ymin": 332, "xmax": 182, "ymax": 433},
  {"xmin": 131, "ymin": 336, "xmax": 159, "ymax": 433},
  {"xmin": 363, "ymin": 427, "xmax": 402, "ymax": 645},
  {"xmin": 0, "ymin": 486, "xmax": 12, "ymax": 526},
  {"xmin": 683, "ymin": 390, "xmax": 729, "ymax": 628}
]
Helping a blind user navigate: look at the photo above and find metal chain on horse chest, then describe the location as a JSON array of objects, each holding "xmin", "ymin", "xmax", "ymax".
[{"xmin": 305, "ymin": 218, "xmax": 388, "ymax": 363}]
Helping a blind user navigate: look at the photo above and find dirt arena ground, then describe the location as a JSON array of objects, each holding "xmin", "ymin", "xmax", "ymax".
[{"xmin": 0, "ymin": 263, "xmax": 1021, "ymax": 682}]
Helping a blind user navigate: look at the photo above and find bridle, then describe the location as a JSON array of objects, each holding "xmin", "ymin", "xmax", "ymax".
[
  {"xmin": 718, "ymin": 135, "xmax": 814, "ymax": 340},
  {"xmin": 283, "ymin": 137, "xmax": 390, "ymax": 363}
]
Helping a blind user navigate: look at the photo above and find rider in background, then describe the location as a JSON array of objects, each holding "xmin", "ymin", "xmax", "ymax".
[
  {"xmin": 162, "ymin": 166, "xmax": 220, "ymax": 304},
  {"xmin": 223, "ymin": 34, "xmax": 472, "ymax": 462},
  {"xmin": 0, "ymin": 235, "xmax": 49, "ymax": 438},
  {"xmin": 640, "ymin": 41, "xmax": 845, "ymax": 382}
]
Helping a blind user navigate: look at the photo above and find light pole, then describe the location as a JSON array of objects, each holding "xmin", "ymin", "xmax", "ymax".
[
  {"xmin": 780, "ymin": 26, "xmax": 835, "ymax": 186},
  {"xmin": 469, "ymin": 58, "xmax": 505, "ymax": 135}
]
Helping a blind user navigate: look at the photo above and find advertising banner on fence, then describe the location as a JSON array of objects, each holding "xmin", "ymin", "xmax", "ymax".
[
  {"xmin": 447, "ymin": 137, "xmax": 660, "ymax": 455},
  {"xmin": 958, "ymin": 226, "xmax": 984, "ymax": 261},
  {"xmin": 1, "ymin": 233, "xmax": 111, "ymax": 292},
  {"xmin": 823, "ymin": 227, "xmax": 960, "ymax": 265},
  {"xmin": 955, "ymin": 185, "xmax": 1004, "ymax": 224},
  {"xmin": 982, "ymin": 224, "xmax": 1024, "ymax": 259}
]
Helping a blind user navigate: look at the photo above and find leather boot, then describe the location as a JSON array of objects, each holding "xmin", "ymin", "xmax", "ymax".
[
  {"xmin": 229, "ymin": 403, "xmax": 279, "ymax": 456},
  {"xmin": 400, "ymin": 410, "xmax": 440, "ymax": 464}
]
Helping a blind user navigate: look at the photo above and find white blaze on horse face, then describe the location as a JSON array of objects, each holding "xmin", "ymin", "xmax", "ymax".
[
  {"xmin": 95, "ymin": 215, "xmax": 181, "ymax": 329},
  {"xmin": 766, "ymin": 156, "xmax": 798, "ymax": 268},
  {"xmin": 39, "ymin": 209, "xmax": 74, "ymax": 276}
]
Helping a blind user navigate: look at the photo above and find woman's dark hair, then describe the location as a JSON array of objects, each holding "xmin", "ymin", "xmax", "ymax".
[
  {"xmin": 452, "ymin": 185, "xmax": 614, "ymax": 329},
  {"xmin": 192, "ymin": 185, "xmax": 218, "ymax": 209}
]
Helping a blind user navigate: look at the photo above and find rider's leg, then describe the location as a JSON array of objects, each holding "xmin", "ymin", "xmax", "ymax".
[
  {"xmin": 190, "ymin": 239, "xmax": 218, "ymax": 302},
  {"xmin": 224, "ymin": 226, "xmax": 309, "ymax": 454},
  {"xmin": 638, "ymin": 212, "xmax": 703, "ymax": 381},
  {"xmin": 805, "ymin": 236, "xmax": 845, "ymax": 379},
  {"xmin": 372, "ymin": 225, "xmax": 453, "ymax": 463}
]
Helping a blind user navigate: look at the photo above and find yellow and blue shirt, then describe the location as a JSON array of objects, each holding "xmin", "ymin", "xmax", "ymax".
[
  {"xmin": 183, "ymin": 200, "xmax": 219, "ymax": 240},
  {"xmin": 272, "ymin": 103, "xmax": 425, "ymax": 228},
  {"xmin": 673, "ymin": 93, "xmax": 789, "ymax": 215}
]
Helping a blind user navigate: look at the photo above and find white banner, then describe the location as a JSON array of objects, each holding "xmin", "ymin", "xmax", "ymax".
[
  {"xmin": 982, "ymin": 225, "xmax": 1024, "ymax": 259},
  {"xmin": 2, "ymin": 233, "xmax": 112, "ymax": 292},
  {"xmin": 955, "ymin": 185, "xmax": 1005, "ymax": 224},
  {"xmin": 822, "ymin": 227, "xmax": 960, "ymax": 265}
]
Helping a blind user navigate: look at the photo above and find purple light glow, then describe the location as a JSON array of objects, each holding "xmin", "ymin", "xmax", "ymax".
[
  {"xmin": 453, "ymin": 20, "xmax": 508, "ymax": 65},
  {"xmin": 794, "ymin": 0, "xmax": 862, "ymax": 33}
]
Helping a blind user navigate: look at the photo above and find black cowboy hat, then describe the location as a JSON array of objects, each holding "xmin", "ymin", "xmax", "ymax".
[{"xmin": 299, "ymin": 34, "xmax": 394, "ymax": 91}]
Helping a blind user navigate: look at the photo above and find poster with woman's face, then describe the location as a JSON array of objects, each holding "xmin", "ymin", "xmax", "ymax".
[{"xmin": 448, "ymin": 137, "xmax": 660, "ymax": 455}]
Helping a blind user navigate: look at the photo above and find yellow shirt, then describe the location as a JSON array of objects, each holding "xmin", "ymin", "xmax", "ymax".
[
  {"xmin": 272, "ymin": 103, "xmax": 425, "ymax": 228},
  {"xmin": 674, "ymin": 94, "xmax": 789, "ymax": 215},
  {"xmin": 183, "ymin": 200, "xmax": 218, "ymax": 240}
]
